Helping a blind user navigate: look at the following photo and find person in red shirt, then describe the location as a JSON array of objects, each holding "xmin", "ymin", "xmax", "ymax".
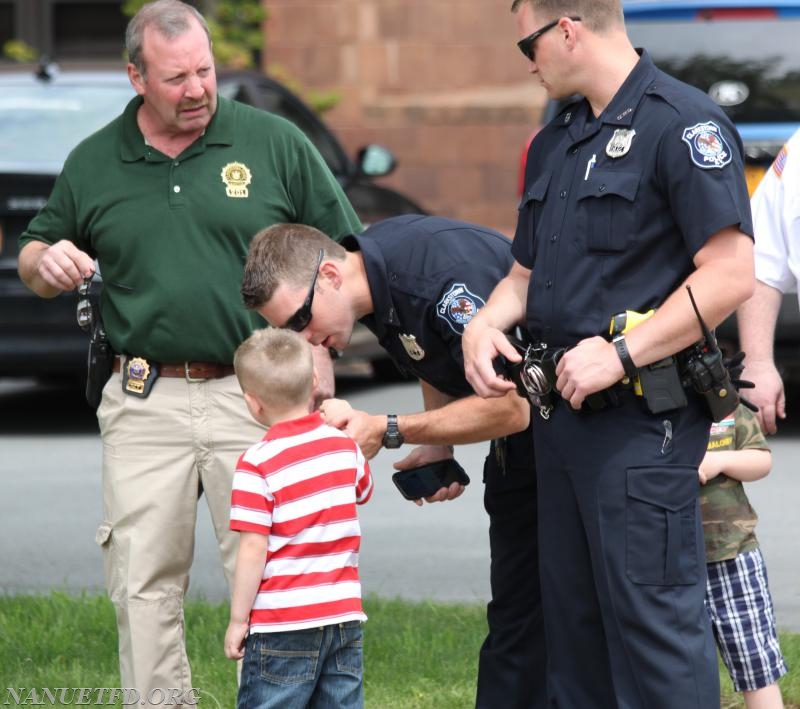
[{"xmin": 224, "ymin": 328, "xmax": 372, "ymax": 709}]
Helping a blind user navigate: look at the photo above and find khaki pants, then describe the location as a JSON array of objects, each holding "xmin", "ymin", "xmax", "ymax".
[{"xmin": 96, "ymin": 372, "xmax": 264, "ymax": 704}]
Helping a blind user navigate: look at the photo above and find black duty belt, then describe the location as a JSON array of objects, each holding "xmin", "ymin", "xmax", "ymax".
[{"xmin": 498, "ymin": 339, "xmax": 648, "ymax": 419}]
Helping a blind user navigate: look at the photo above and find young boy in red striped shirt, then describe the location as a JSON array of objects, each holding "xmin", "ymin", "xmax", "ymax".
[{"xmin": 224, "ymin": 328, "xmax": 373, "ymax": 709}]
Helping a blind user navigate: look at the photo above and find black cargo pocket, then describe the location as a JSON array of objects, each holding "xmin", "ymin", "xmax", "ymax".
[
  {"xmin": 576, "ymin": 169, "xmax": 640, "ymax": 252},
  {"xmin": 626, "ymin": 465, "xmax": 699, "ymax": 586}
]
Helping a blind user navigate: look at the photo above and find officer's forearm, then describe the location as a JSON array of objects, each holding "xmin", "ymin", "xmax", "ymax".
[
  {"xmin": 624, "ymin": 228, "xmax": 754, "ymax": 368},
  {"xmin": 736, "ymin": 280, "xmax": 783, "ymax": 363},
  {"xmin": 475, "ymin": 262, "xmax": 529, "ymax": 332},
  {"xmin": 396, "ymin": 389, "xmax": 529, "ymax": 446}
]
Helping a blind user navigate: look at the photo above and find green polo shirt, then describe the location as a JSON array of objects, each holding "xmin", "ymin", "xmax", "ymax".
[{"xmin": 20, "ymin": 95, "xmax": 362, "ymax": 363}]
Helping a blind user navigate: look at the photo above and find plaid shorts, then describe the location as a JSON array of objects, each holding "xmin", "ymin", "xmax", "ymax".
[{"xmin": 705, "ymin": 547, "xmax": 788, "ymax": 692}]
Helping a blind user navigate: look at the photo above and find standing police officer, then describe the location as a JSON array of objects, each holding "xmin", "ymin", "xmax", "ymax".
[
  {"xmin": 463, "ymin": 2, "xmax": 755, "ymax": 708},
  {"xmin": 240, "ymin": 214, "xmax": 546, "ymax": 709}
]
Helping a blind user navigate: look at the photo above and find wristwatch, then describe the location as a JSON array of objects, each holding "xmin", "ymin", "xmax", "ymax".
[
  {"xmin": 382, "ymin": 414, "xmax": 404, "ymax": 449},
  {"xmin": 612, "ymin": 333, "xmax": 638, "ymax": 381}
]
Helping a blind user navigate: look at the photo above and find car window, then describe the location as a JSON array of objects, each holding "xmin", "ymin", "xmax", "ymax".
[
  {"xmin": 0, "ymin": 84, "xmax": 134, "ymax": 172},
  {"xmin": 626, "ymin": 15, "xmax": 800, "ymax": 124}
]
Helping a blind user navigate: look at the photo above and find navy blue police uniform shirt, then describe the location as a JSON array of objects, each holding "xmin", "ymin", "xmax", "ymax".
[
  {"xmin": 342, "ymin": 214, "xmax": 515, "ymax": 397},
  {"xmin": 514, "ymin": 50, "xmax": 753, "ymax": 348}
]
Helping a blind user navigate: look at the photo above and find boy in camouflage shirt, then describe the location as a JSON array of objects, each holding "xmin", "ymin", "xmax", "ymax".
[{"xmin": 700, "ymin": 403, "xmax": 788, "ymax": 708}]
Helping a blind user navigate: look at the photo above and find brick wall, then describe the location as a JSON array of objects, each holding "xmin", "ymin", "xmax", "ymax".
[{"xmin": 263, "ymin": 0, "xmax": 547, "ymax": 235}]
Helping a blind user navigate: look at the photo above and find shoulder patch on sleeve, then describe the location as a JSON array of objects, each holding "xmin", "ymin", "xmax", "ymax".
[
  {"xmin": 436, "ymin": 283, "xmax": 485, "ymax": 334},
  {"xmin": 772, "ymin": 144, "xmax": 788, "ymax": 178},
  {"xmin": 681, "ymin": 121, "xmax": 732, "ymax": 169}
]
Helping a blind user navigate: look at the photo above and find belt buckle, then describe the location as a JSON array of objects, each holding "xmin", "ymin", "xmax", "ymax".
[{"xmin": 184, "ymin": 361, "xmax": 207, "ymax": 382}]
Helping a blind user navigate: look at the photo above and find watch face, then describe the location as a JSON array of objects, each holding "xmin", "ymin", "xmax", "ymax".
[
  {"xmin": 383, "ymin": 416, "xmax": 403, "ymax": 448},
  {"xmin": 382, "ymin": 432, "xmax": 402, "ymax": 448}
]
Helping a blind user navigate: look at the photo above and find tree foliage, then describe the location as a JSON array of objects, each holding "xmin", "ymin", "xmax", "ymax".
[{"xmin": 123, "ymin": 0, "xmax": 266, "ymax": 69}]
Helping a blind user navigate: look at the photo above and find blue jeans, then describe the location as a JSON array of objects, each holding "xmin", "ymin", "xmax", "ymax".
[{"xmin": 237, "ymin": 621, "xmax": 364, "ymax": 709}]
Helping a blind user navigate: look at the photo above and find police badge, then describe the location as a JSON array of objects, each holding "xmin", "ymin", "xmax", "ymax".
[
  {"xmin": 220, "ymin": 162, "xmax": 252, "ymax": 198},
  {"xmin": 399, "ymin": 334, "xmax": 425, "ymax": 361},
  {"xmin": 605, "ymin": 129, "xmax": 636, "ymax": 158},
  {"xmin": 123, "ymin": 356, "xmax": 159, "ymax": 398}
]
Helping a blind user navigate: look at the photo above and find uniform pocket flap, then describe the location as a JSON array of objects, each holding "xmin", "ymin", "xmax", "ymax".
[
  {"xmin": 518, "ymin": 171, "xmax": 552, "ymax": 208},
  {"xmin": 627, "ymin": 465, "xmax": 698, "ymax": 512},
  {"xmin": 577, "ymin": 169, "xmax": 640, "ymax": 201}
]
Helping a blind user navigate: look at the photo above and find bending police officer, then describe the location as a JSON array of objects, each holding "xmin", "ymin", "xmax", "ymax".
[{"xmin": 240, "ymin": 214, "xmax": 546, "ymax": 709}]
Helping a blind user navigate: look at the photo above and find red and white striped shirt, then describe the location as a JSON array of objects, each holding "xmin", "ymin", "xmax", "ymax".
[{"xmin": 230, "ymin": 411, "xmax": 373, "ymax": 633}]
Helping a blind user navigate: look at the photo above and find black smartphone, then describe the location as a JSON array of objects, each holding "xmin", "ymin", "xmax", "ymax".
[{"xmin": 391, "ymin": 459, "xmax": 470, "ymax": 500}]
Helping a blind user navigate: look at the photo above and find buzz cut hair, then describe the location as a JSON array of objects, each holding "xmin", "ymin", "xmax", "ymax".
[
  {"xmin": 510, "ymin": 0, "xmax": 624, "ymax": 32},
  {"xmin": 233, "ymin": 328, "xmax": 314, "ymax": 409}
]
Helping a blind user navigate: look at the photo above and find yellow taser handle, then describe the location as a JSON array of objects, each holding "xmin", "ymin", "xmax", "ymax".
[{"xmin": 609, "ymin": 309, "xmax": 656, "ymax": 336}]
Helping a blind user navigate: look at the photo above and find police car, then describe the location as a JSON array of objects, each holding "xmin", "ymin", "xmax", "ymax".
[
  {"xmin": 0, "ymin": 65, "xmax": 423, "ymax": 383},
  {"xmin": 518, "ymin": 1, "xmax": 800, "ymax": 374}
]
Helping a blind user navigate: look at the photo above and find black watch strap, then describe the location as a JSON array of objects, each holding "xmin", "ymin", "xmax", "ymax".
[{"xmin": 613, "ymin": 334, "xmax": 638, "ymax": 380}]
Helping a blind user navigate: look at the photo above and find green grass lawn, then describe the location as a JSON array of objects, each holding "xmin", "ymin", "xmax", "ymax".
[{"xmin": 0, "ymin": 592, "xmax": 796, "ymax": 708}]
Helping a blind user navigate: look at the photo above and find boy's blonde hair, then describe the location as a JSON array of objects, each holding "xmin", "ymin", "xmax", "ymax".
[{"xmin": 234, "ymin": 328, "xmax": 314, "ymax": 409}]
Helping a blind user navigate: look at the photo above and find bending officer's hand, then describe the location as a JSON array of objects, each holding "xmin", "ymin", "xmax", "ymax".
[
  {"xmin": 319, "ymin": 399, "xmax": 385, "ymax": 459},
  {"xmin": 393, "ymin": 446, "xmax": 465, "ymax": 507}
]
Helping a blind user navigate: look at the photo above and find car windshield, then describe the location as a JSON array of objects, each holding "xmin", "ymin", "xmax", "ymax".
[
  {"xmin": 627, "ymin": 14, "xmax": 800, "ymax": 123},
  {"xmin": 0, "ymin": 84, "xmax": 133, "ymax": 172}
]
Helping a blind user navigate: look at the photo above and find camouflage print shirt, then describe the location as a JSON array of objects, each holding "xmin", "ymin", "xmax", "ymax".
[{"xmin": 700, "ymin": 403, "xmax": 768, "ymax": 562}]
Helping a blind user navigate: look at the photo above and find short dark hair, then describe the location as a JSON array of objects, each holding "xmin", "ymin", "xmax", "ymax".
[{"xmin": 241, "ymin": 223, "xmax": 347, "ymax": 310}]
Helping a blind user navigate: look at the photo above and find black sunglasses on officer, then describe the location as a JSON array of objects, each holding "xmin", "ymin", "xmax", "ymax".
[
  {"xmin": 517, "ymin": 16, "xmax": 581, "ymax": 62},
  {"xmin": 283, "ymin": 249, "xmax": 324, "ymax": 332}
]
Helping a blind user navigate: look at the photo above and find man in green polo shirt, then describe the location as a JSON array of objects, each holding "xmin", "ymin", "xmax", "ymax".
[{"xmin": 17, "ymin": 0, "xmax": 361, "ymax": 701}]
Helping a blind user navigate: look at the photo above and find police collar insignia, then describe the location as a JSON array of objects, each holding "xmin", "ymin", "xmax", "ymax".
[
  {"xmin": 399, "ymin": 333, "xmax": 425, "ymax": 361},
  {"xmin": 220, "ymin": 161, "xmax": 252, "ymax": 197},
  {"xmin": 436, "ymin": 283, "xmax": 485, "ymax": 334},
  {"xmin": 605, "ymin": 129, "xmax": 636, "ymax": 158},
  {"xmin": 681, "ymin": 121, "xmax": 732, "ymax": 169}
]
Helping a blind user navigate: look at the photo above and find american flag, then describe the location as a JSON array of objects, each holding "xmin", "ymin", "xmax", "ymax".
[{"xmin": 772, "ymin": 144, "xmax": 788, "ymax": 178}]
